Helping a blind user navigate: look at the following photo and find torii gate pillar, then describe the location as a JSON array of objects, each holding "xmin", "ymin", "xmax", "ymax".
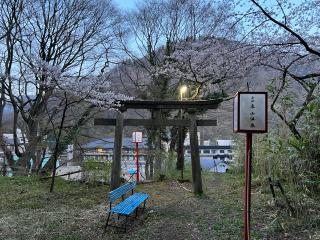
[
  {"xmin": 110, "ymin": 111, "xmax": 124, "ymax": 190},
  {"xmin": 189, "ymin": 112, "xmax": 203, "ymax": 194}
]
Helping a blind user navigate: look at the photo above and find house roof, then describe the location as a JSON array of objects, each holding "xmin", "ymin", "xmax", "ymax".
[
  {"xmin": 82, "ymin": 137, "xmax": 148, "ymax": 149},
  {"xmin": 186, "ymin": 145, "xmax": 232, "ymax": 150},
  {"xmin": 212, "ymin": 154, "xmax": 233, "ymax": 158}
]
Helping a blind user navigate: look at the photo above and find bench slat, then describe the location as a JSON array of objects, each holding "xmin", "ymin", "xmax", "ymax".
[
  {"xmin": 111, "ymin": 194, "xmax": 148, "ymax": 215},
  {"xmin": 109, "ymin": 182, "xmax": 136, "ymax": 202},
  {"xmin": 111, "ymin": 193, "xmax": 149, "ymax": 215},
  {"xmin": 112, "ymin": 193, "xmax": 148, "ymax": 212}
]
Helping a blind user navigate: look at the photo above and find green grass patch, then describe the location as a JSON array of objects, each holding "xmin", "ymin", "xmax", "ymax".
[{"xmin": 0, "ymin": 173, "xmax": 319, "ymax": 239}]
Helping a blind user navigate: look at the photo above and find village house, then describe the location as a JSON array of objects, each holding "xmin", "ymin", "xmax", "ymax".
[{"xmin": 185, "ymin": 140, "xmax": 234, "ymax": 173}]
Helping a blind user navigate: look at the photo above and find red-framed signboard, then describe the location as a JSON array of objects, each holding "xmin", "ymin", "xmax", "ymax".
[
  {"xmin": 233, "ymin": 91, "xmax": 268, "ymax": 240},
  {"xmin": 233, "ymin": 92, "xmax": 268, "ymax": 133},
  {"xmin": 132, "ymin": 131, "xmax": 143, "ymax": 143},
  {"xmin": 132, "ymin": 131, "xmax": 143, "ymax": 182}
]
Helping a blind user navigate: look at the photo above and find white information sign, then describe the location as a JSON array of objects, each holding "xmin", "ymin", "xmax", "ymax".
[
  {"xmin": 233, "ymin": 92, "xmax": 268, "ymax": 133},
  {"xmin": 132, "ymin": 131, "xmax": 143, "ymax": 143}
]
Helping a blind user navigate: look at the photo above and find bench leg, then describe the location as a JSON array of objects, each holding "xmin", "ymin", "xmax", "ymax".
[
  {"xmin": 104, "ymin": 211, "xmax": 111, "ymax": 233},
  {"xmin": 142, "ymin": 200, "xmax": 146, "ymax": 212},
  {"xmin": 136, "ymin": 200, "xmax": 147, "ymax": 215},
  {"xmin": 124, "ymin": 215, "xmax": 128, "ymax": 233}
]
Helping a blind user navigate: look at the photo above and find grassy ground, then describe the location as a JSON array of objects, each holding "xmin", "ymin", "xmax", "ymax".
[{"xmin": 0, "ymin": 172, "xmax": 319, "ymax": 240}]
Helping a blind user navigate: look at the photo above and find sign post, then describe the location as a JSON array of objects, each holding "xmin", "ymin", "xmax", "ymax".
[
  {"xmin": 132, "ymin": 131, "xmax": 143, "ymax": 182},
  {"xmin": 233, "ymin": 92, "xmax": 268, "ymax": 240}
]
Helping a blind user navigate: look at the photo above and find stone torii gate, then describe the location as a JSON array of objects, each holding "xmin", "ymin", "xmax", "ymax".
[{"xmin": 94, "ymin": 100, "xmax": 219, "ymax": 194}]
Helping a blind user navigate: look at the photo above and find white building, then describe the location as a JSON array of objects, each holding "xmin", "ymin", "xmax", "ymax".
[{"xmin": 216, "ymin": 140, "xmax": 234, "ymax": 146}]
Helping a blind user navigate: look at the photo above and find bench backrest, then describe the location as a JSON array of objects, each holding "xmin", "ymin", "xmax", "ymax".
[{"xmin": 108, "ymin": 181, "xmax": 136, "ymax": 202}]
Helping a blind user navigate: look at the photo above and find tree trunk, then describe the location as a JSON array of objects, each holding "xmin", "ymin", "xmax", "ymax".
[
  {"xmin": 169, "ymin": 127, "xmax": 178, "ymax": 151},
  {"xmin": 176, "ymin": 126, "xmax": 184, "ymax": 170},
  {"xmin": 145, "ymin": 155, "xmax": 150, "ymax": 180},
  {"xmin": 152, "ymin": 130, "xmax": 163, "ymax": 179},
  {"xmin": 31, "ymin": 147, "xmax": 42, "ymax": 173},
  {"xmin": 16, "ymin": 118, "xmax": 39, "ymax": 175},
  {"xmin": 50, "ymin": 96, "xmax": 68, "ymax": 193},
  {"xmin": 36, "ymin": 148, "xmax": 47, "ymax": 174},
  {"xmin": 146, "ymin": 133, "xmax": 154, "ymax": 180},
  {"xmin": 149, "ymin": 154, "xmax": 154, "ymax": 179},
  {"xmin": 153, "ymin": 110, "xmax": 162, "ymax": 179}
]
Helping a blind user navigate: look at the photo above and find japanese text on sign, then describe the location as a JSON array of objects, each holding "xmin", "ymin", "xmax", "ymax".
[
  {"xmin": 233, "ymin": 92, "xmax": 267, "ymax": 133},
  {"xmin": 132, "ymin": 132, "xmax": 143, "ymax": 143}
]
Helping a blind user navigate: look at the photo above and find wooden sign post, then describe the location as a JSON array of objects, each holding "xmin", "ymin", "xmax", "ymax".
[
  {"xmin": 132, "ymin": 131, "xmax": 143, "ymax": 182},
  {"xmin": 233, "ymin": 92, "xmax": 268, "ymax": 240}
]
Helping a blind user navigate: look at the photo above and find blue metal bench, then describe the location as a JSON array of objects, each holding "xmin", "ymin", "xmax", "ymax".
[{"xmin": 104, "ymin": 181, "xmax": 149, "ymax": 232}]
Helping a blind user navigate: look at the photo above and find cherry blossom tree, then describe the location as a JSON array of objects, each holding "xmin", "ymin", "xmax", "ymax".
[
  {"xmin": 236, "ymin": 0, "xmax": 320, "ymax": 139},
  {"xmin": 33, "ymin": 61, "xmax": 129, "ymax": 191},
  {"xmin": 157, "ymin": 38, "xmax": 258, "ymax": 100},
  {"xmin": 0, "ymin": 0, "xmax": 22, "ymax": 169},
  {"xmin": 0, "ymin": 0, "xmax": 128, "ymax": 175},
  {"xmin": 118, "ymin": 0, "xmax": 238, "ymax": 99},
  {"xmin": 232, "ymin": 0, "xmax": 320, "ymax": 188},
  {"xmin": 116, "ymin": 0, "xmax": 239, "ymax": 179}
]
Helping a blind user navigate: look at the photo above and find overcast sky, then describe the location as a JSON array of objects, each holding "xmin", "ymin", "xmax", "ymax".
[{"xmin": 113, "ymin": 0, "xmax": 140, "ymax": 10}]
